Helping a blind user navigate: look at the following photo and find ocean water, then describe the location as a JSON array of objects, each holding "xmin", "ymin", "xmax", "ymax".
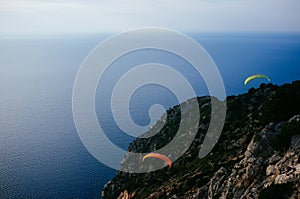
[{"xmin": 0, "ymin": 33, "xmax": 300, "ymax": 198}]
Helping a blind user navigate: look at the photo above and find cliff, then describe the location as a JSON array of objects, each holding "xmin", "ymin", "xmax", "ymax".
[{"xmin": 102, "ymin": 81, "xmax": 300, "ymax": 199}]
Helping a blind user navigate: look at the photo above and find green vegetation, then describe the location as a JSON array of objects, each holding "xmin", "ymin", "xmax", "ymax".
[
  {"xmin": 272, "ymin": 120, "xmax": 300, "ymax": 151},
  {"xmin": 261, "ymin": 81, "xmax": 300, "ymax": 124},
  {"xmin": 259, "ymin": 183, "xmax": 293, "ymax": 199}
]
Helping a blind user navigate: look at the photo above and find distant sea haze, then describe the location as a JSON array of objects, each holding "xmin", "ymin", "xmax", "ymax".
[{"xmin": 0, "ymin": 33, "xmax": 299, "ymax": 198}]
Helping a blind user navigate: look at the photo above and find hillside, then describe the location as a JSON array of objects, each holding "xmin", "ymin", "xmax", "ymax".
[{"xmin": 102, "ymin": 81, "xmax": 300, "ymax": 199}]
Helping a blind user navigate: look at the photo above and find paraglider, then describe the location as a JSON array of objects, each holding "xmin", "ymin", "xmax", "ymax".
[
  {"xmin": 244, "ymin": 74, "xmax": 270, "ymax": 85},
  {"xmin": 142, "ymin": 152, "xmax": 172, "ymax": 168}
]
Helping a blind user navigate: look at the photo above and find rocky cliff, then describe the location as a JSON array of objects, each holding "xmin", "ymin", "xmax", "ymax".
[{"xmin": 102, "ymin": 81, "xmax": 300, "ymax": 199}]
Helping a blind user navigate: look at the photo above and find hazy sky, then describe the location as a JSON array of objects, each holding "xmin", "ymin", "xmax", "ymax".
[{"xmin": 1, "ymin": 0, "xmax": 300, "ymax": 35}]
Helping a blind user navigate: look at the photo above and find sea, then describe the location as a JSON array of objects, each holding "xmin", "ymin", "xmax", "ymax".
[{"xmin": 0, "ymin": 32, "xmax": 300, "ymax": 198}]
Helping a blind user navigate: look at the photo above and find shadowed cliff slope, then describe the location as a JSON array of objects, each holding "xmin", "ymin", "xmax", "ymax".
[{"xmin": 102, "ymin": 81, "xmax": 300, "ymax": 199}]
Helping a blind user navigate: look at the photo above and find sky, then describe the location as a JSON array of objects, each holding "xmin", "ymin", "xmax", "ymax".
[{"xmin": 0, "ymin": 0, "xmax": 300, "ymax": 35}]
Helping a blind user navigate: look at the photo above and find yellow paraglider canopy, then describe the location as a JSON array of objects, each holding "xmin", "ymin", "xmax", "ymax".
[{"xmin": 244, "ymin": 74, "xmax": 270, "ymax": 85}]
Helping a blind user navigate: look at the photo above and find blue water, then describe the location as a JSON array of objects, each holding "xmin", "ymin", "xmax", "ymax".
[{"xmin": 0, "ymin": 33, "xmax": 300, "ymax": 198}]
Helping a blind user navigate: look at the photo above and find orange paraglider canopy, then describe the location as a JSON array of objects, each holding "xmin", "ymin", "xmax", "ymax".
[{"xmin": 142, "ymin": 152, "xmax": 172, "ymax": 168}]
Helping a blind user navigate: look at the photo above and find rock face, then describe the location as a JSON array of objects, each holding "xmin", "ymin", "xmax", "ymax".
[
  {"xmin": 205, "ymin": 121, "xmax": 300, "ymax": 199},
  {"xmin": 116, "ymin": 190, "xmax": 135, "ymax": 199},
  {"xmin": 102, "ymin": 81, "xmax": 300, "ymax": 199}
]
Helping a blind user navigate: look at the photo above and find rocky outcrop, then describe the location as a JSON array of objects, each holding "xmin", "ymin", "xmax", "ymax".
[
  {"xmin": 117, "ymin": 190, "xmax": 135, "ymax": 199},
  {"xmin": 205, "ymin": 118, "xmax": 300, "ymax": 199},
  {"xmin": 102, "ymin": 81, "xmax": 300, "ymax": 199}
]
